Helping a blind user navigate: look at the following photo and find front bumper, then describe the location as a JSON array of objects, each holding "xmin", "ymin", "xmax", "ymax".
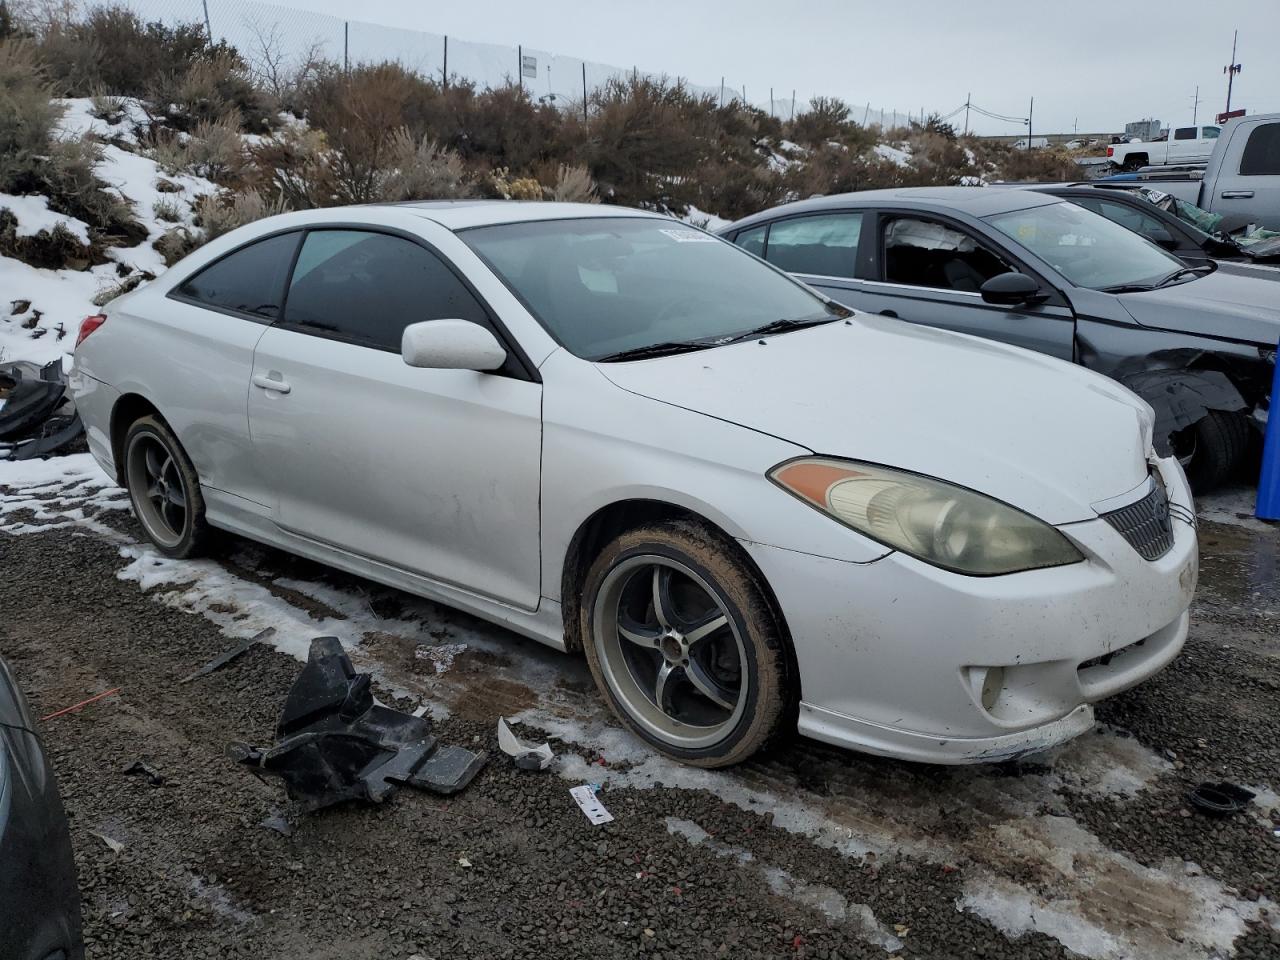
[{"xmin": 742, "ymin": 456, "xmax": 1198, "ymax": 764}]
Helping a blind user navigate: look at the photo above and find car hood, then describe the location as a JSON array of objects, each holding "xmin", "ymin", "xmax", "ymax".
[
  {"xmin": 1117, "ymin": 270, "xmax": 1280, "ymax": 343},
  {"xmin": 597, "ymin": 316, "xmax": 1153, "ymax": 525}
]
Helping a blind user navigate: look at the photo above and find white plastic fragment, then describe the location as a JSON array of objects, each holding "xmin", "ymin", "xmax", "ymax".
[
  {"xmin": 497, "ymin": 716, "xmax": 554, "ymax": 770},
  {"xmin": 90, "ymin": 830, "xmax": 125, "ymax": 854},
  {"xmin": 570, "ymin": 784, "xmax": 614, "ymax": 825}
]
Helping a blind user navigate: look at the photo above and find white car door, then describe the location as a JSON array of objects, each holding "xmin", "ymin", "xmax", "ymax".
[{"xmin": 247, "ymin": 227, "xmax": 543, "ymax": 611}]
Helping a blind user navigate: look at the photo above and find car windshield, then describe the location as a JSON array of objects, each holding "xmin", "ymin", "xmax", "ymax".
[
  {"xmin": 985, "ymin": 200, "xmax": 1185, "ymax": 291},
  {"xmin": 461, "ymin": 217, "xmax": 847, "ymax": 360}
]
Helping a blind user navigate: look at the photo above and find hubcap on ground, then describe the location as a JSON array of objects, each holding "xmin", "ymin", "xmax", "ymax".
[
  {"xmin": 593, "ymin": 555, "xmax": 748, "ymax": 749},
  {"xmin": 126, "ymin": 434, "xmax": 187, "ymax": 548}
]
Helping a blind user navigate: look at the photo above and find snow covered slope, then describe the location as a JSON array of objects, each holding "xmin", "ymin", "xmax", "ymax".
[{"xmin": 0, "ymin": 99, "xmax": 217, "ymax": 367}]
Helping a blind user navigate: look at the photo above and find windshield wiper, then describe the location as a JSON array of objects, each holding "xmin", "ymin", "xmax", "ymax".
[
  {"xmin": 1154, "ymin": 265, "xmax": 1213, "ymax": 287},
  {"xmin": 595, "ymin": 340, "xmax": 719, "ymax": 362},
  {"xmin": 717, "ymin": 314, "xmax": 843, "ymax": 345},
  {"xmin": 1100, "ymin": 282, "xmax": 1157, "ymax": 293}
]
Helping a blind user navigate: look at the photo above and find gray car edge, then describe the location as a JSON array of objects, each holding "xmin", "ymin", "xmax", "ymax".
[
  {"xmin": 0, "ymin": 656, "xmax": 84, "ymax": 960},
  {"xmin": 720, "ymin": 187, "xmax": 1277, "ymax": 491}
]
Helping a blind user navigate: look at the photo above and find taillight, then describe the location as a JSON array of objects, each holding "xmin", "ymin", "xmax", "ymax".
[
  {"xmin": 76, "ymin": 313, "xmax": 106, "ymax": 348},
  {"xmin": 1106, "ymin": 146, "xmax": 1114, "ymax": 157}
]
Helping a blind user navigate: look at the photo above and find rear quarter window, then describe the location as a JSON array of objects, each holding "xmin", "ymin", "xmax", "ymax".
[
  {"xmin": 1240, "ymin": 124, "xmax": 1280, "ymax": 176},
  {"xmin": 173, "ymin": 232, "xmax": 300, "ymax": 320}
]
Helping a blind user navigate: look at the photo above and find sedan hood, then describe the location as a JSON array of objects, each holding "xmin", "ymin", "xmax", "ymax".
[
  {"xmin": 1118, "ymin": 270, "xmax": 1280, "ymax": 344},
  {"xmin": 598, "ymin": 316, "xmax": 1153, "ymax": 524}
]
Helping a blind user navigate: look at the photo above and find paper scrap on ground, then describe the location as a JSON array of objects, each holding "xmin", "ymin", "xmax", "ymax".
[
  {"xmin": 570, "ymin": 784, "xmax": 614, "ymax": 825},
  {"xmin": 497, "ymin": 716, "xmax": 554, "ymax": 770}
]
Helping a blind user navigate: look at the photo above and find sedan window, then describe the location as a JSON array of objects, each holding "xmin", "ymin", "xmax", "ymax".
[
  {"xmin": 462, "ymin": 218, "xmax": 847, "ymax": 361},
  {"xmin": 1072, "ymin": 198, "xmax": 1176, "ymax": 248},
  {"xmin": 284, "ymin": 230, "xmax": 490, "ymax": 351},
  {"xmin": 986, "ymin": 201, "xmax": 1184, "ymax": 291},
  {"xmin": 174, "ymin": 232, "xmax": 299, "ymax": 320},
  {"xmin": 882, "ymin": 217, "xmax": 1012, "ymax": 292},
  {"xmin": 764, "ymin": 213, "xmax": 862, "ymax": 278}
]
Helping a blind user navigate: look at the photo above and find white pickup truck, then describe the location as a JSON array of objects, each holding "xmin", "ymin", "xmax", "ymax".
[
  {"xmin": 1101, "ymin": 114, "xmax": 1280, "ymax": 231},
  {"xmin": 1106, "ymin": 124, "xmax": 1221, "ymax": 170}
]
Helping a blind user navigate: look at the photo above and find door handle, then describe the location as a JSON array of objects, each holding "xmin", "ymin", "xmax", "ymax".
[
  {"xmin": 1220, "ymin": 190, "xmax": 1254, "ymax": 199},
  {"xmin": 879, "ymin": 309, "xmax": 899, "ymax": 319},
  {"xmin": 252, "ymin": 373, "xmax": 291, "ymax": 394}
]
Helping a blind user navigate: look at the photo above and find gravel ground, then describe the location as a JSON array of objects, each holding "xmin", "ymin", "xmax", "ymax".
[{"xmin": 1, "ymin": 459, "xmax": 1277, "ymax": 960}]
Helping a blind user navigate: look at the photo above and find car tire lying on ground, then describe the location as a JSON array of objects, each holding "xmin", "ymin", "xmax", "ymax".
[
  {"xmin": 122, "ymin": 415, "xmax": 211, "ymax": 558},
  {"xmin": 1180, "ymin": 410, "xmax": 1252, "ymax": 493},
  {"xmin": 581, "ymin": 520, "xmax": 794, "ymax": 767}
]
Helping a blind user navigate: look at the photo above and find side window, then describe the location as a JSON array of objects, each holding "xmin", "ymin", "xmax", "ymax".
[
  {"xmin": 764, "ymin": 213, "xmax": 862, "ymax": 278},
  {"xmin": 882, "ymin": 217, "xmax": 1013, "ymax": 292},
  {"xmin": 175, "ymin": 232, "xmax": 299, "ymax": 319},
  {"xmin": 1093, "ymin": 200, "xmax": 1176, "ymax": 246},
  {"xmin": 733, "ymin": 224, "xmax": 767, "ymax": 257},
  {"xmin": 1204, "ymin": 126, "xmax": 1220, "ymax": 139},
  {"xmin": 1240, "ymin": 124, "xmax": 1280, "ymax": 176},
  {"xmin": 1173, "ymin": 127, "xmax": 1196, "ymax": 141},
  {"xmin": 284, "ymin": 230, "xmax": 491, "ymax": 351}
]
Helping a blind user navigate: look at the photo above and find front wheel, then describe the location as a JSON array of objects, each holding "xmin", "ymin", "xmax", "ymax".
[
  {"xmin": 1175, "ymin": 410, "xmax": 1251, "ymax": 493},
  {"xmin": 580, "ymin": 521, "xmax": 793, "ymax": 767},
  {"xmin": 122, "ymin": 415, "xmax": 211, "ymax": 558}
]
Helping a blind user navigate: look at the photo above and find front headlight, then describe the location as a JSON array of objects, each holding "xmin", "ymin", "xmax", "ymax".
[{"xmin": 770, "ymin": 458, "xmax": 1084, "ymax": 576}]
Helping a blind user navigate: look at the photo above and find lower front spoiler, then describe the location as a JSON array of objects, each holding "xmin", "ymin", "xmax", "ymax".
[{"xmin": 797, "ymin": 701, "xmax": 1097, "ymax": 765}]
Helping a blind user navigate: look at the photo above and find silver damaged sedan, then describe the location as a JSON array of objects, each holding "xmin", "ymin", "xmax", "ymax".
[{"xmin": 71, "ymin": 202, "xmax": 1199, "ymax": 767}]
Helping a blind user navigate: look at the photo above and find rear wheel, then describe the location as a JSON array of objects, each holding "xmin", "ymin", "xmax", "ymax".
[
  {"xmin": 1175, "ymin": 410, "xmax": 1251, "ymax": 493},
  {"xmin": 581, "ymin": 520, "xmax": 793, "ymax": 767},
  {"xmin": 122, "ymin": 415, "xmax": 210, "ymax": 558}
]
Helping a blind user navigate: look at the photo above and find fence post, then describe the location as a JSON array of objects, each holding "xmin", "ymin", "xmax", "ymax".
[
  {"xmin": 201, "ymin": 0, "xmax": 212, "ymax": 43},
  {"xmin": 518, "ymin": 45, "xmax": 523, "ymax": 90},
  {"xmin": 582, "ymin": 62, "xmax": 588, "ymax": 120},
  {"xmin": 443, "ymin": 35, "xmax": 448, "ymax": 88},
  {"xmin": 1257, "ymin": 342, "xmax": 1280, "ymax": 520},
  {"xmin": 343, "ymin": 21, "xmax": 348, "ymax": 74}
]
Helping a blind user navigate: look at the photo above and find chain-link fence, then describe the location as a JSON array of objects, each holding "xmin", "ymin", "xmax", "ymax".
[{"xmin": 112, "ymin": 0, "xmax": 915, "ymax": 126}]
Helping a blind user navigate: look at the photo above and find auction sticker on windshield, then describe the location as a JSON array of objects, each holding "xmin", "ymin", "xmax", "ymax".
[{"xmin": 659, "ymin": 228, "xmax": 717, "ymax": 243}]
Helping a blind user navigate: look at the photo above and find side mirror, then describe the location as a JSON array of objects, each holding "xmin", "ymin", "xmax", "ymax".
[
  {"xmin": 401, "ymin": 319, "xmax": 507, "ymax": 371},
  {"xmin": 979, "ymin": 272, "xmax": 1044, "ymax": 306}
]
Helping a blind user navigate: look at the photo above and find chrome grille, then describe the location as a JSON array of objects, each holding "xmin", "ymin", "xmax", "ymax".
[{"xmin": 1101, "ymin": 478, "xmax": 1175, "ymax": 561}]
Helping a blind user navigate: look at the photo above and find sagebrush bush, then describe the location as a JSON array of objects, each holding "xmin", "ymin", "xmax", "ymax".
[
  {"xmin": 152, "ymin": 49, "xmax": 273, "ymax": 133},
  {"xmin": 0, "ymin": 40, "xmax": 64, "ymax": 189},
  {"xmin": 246, "ymin": 124, "xmax": 336, "ymax": 209},
  {"xmin": 194, "ymin": 188, "xmax": 284, "ymax": 241},
  {"xmin": 550, "ymin": 163, "xmax": 597, "ymax": 203},
  {"xmin": 377, "ymin": 129, "xmax": 471, "ymax": 202},
  {"xmin": 37, "ymin": 5, "xmax": 226, "ymax": 98}
]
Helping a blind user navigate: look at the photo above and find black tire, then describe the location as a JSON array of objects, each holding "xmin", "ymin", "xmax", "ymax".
[
  {"xmin": 1179, "ymin": 410, "xmax": 1252, "ymax": 493},
  {"xmin": 580, "ymin": 520, "xmax": 794, "ymax": 768},
  {"xmin": 121, "ymin": 415, "xmax": 211, "ymax": 558},
  {"xmin": 1122, "ymin": 154, "xmax": 1147, "ymax": 172}
]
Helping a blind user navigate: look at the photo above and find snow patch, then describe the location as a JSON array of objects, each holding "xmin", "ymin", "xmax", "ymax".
[
  {"xmin": 874, "ymin": 143, "xmax": 912, "ymax": 167},
  {"xmin": 0, "ymin": 194, "xmax": 91, "ymax": 244}
]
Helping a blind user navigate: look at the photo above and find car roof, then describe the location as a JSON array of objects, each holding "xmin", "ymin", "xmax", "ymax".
[
  {"xmin": 390, "ymin": 200, "xmax": 665, "ymax": 230},
  {"xmin": 723, "ymin": 186, "xmax": 1060, "ymax": 231}
]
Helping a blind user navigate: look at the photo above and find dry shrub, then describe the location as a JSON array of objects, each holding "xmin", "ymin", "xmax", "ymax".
[
  {"xmin": 36, "ymin": 5, "xmax": 221, "ymax": 98},
  {"xmin": 550, "ymin": 163, "xmax": 597, "ymax": 203},
  {"xmin": 88, "ymin": 90, "xmax": 126, "ymax": 124},
  {"xmin": 187, "ymin": 113, "xmax": 246, "ymax": 181},
  {"xmin": 787, "ymin": 96, "xmax": 852, "ymax": 147},
  {"xmin": 153, "ymin": 224, "xmax": 199, "ymax": 265},
  {"xmin": 0, "ymin": 210, "xmax": 94, "ymax": 268},
  {"xmin": 378, "ymin": 128, "xmax": 471, "ymax": 202},
  {"xmin": 0, "ymin": 40, "xmax": 64, "ymax": 189},
  {"xmin": 151, "ymin": 197, "xmax": 183, "ymax": 222},
  {"xmin": 246, "ymin": 124, "xmax": 336, "ymax": 209},
  {"xmin": 784, "ymin": 143, "xmax": 906, "ymax": 198},
  {"xmin": 193, "ymin": 188, "xmax": 284, "ymax": 241},
  {"xmin": 153, "ymin": 49, "xmax": 273, "ymax": 133}
]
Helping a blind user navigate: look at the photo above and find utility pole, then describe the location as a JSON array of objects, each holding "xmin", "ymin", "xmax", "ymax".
[
  {"xmin": 963, "ymin": 92, "xmax": 970, "ymax": 136},
  {"xmin": 1223, "ymin": 30, "xmax": 1241, "ymax": 115},
  {"xmin": 1027, "ymin": 96, "xmax": 1034, "ymax": 146},
  {"xmin": 1191, "ymin": 84, "xmax": 1200, "ymax": 124}
]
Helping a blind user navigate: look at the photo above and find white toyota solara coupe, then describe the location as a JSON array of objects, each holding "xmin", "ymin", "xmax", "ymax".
[{"xmin": 70, "ymin": 202, "xmax": 1199, "ymax": 767}]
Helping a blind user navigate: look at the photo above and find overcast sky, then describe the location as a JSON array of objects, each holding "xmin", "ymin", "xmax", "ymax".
[{"xmin": 275, "ymin": 0, "xmax": 1278, "ymax": 135}]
